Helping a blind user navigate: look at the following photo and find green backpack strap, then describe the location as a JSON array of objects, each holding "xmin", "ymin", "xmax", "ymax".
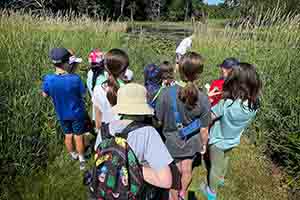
[{"xmin": 151, "ymin": 86, "xmax": 164, "ymax": 105}]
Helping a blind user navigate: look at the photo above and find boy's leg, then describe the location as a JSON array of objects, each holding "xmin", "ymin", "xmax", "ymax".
[
  {"xmin": 65, "ymin": 134, "xmax": 74, "ymax": 153},
  {"xmin": 60, "ymin": 121, "xmax": 74, "ymax": 153},
  {"xmin": 74, "ymin": 135, "xmax": 85, "ymax": 157},
  {"xmin": 72, "ymin": 120, "xmax": 86, "ymax": 169}
]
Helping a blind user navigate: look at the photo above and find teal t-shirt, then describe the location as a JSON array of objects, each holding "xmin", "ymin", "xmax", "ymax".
[
  {"xmin": 87, "ymin": 70, "xmax": 125, "ymax": 96},
  {"xmin": 87, "ymin": 70, "xmax": 107, "ymax": 96},
  {"xmin": 209, "ymin": 99, "xmax": 257, "ymax": 150}
]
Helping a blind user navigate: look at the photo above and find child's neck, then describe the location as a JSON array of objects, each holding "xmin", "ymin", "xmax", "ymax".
[{"xmin": 55, "ymin": 67, "xmax": 67, "ymax": 75}]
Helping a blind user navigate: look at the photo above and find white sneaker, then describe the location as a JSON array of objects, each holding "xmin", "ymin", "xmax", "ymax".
[
  {"xmin": 70, "ymin": 152, "xmax": 78, "ymax": 161},
  {"xmin": 79, "ymin": 161, "xmax": 86, "ymax": 171}
]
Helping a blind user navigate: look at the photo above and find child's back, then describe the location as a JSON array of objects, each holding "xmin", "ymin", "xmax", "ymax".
[
  {"xmin": 209, "ymin": 99, "xmax": 256, "ymax": 150},
  {"xmin": 43, "ymin": 73, "xmax": 86, "ymax": 120},
  {"xmin": 42, "ymin": 47, "xmax": 88, "ymax": 170}
]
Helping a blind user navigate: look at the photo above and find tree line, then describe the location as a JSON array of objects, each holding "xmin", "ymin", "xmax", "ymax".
[
  {"xmin": 1, "ymin": 0, "xmax": 299, "ymax": 21},
  {"xmin": 0, "ymin": 0, "xmax": 206, "ymax": 21}
]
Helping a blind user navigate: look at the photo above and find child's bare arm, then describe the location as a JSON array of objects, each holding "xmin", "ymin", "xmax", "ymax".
[
  {"xmin": 42, "ymin": 92, "xmax": 48, "ymax": 97},
  {"xmin": 200, "ymin": 127, "xmax": 209, "ymax": 154},
  {"xmin": 95, "ymin": 106, "xmax": 102, "ymax": 129}
]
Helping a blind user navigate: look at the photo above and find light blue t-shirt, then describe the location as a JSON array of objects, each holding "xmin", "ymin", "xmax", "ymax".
[
  {"xmin": 86, "ymin": 70, "xmax": 107, "ymax": 96},
  {"xmin": 209, "ymin": 99, "xmax": 257, "ymax": 150}
]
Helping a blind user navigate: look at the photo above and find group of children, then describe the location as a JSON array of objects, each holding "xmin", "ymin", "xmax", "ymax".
[{"xmin": 42, "ymin": 46, "xmax": 262, "ymax": 200}]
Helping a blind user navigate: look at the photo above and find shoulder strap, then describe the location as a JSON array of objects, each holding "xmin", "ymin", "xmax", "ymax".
[
  {"xmin": 100, "ymin": 122, "xmax": 113, "ymax": 139},
  {"xmin": 115, "ymin": 121, "xmax": 148, "ymax": 139},
  {"xmin": 169, "ymin": 86, "xmax": 182, "ymax": 127},
  {"xmin": 151, "ymin": 86, "xmax": 164, "ymax": 104}
]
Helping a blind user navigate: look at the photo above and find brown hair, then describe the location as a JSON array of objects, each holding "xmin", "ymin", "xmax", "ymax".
[
  {"xmin": 178, "ymin": 52, "xmax": 204, "ymax": 108},
  {"xmin": 160, "ymin": 61, "xmax": 174, "ymax": 84},
  {"xmin": 223, "ymin": 62, "xmax": 262, "ymax": 111},
  {"xmin": 103, "ymin": 48, "xmax": 129, "ymax": 106}
]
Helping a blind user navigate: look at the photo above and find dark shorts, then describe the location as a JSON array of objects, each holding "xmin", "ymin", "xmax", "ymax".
[
  {"xmin": 173, "ymin": 155, "xmax": 196, "ymax": 163},
  {"xmin": 60, "ymin": 120, "xmax": 86, "ymax": 135}
]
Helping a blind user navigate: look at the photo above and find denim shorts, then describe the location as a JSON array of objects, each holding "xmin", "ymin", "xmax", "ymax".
[{"xmin": 59, "ymin": 120, "xmax": 85, "ymax": 135}]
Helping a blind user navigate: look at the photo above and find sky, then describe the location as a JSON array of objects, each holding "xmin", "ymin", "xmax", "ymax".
[{"xmin": 205, "ymin": 0, "xmax": 224, "ymax": 5}]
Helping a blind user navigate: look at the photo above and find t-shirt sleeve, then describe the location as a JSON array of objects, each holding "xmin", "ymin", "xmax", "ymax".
[
  {"xmin": 199, "ymin": 94, "xmax": 211, "ymax": 127},
  {"xmin": 143, "ymin": 128, "xmax": 173, "ymax": 171},
  {"xmin": 92, "ymin": 86, "xmax": 107, "ymax": 112},
  {"xmin": 42, "ymin": 76, "xmax": 49, "ymax": 95},
  {"xmin": 211, "ymin": 99, "xmax": 225, "ymax": 118}
]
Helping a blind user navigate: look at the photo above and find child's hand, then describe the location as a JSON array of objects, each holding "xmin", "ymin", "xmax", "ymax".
[
  {"xmin": 204, "ymin": 83, "xmax": 210, "ymax": 93},
  {"xmin": 42, "ymin": 92, "xmax": 48, "ymax": 97},
  {"xmin": 200, "ymin": 144, "xmax": 207, "ymax": 155},
  {"xmin": 208, "ymin": 90, "xmax": 222, "ymax": 97},
  {"xmin": 95, "ymin": 120, "xmax": 101, "ymax": 130}
]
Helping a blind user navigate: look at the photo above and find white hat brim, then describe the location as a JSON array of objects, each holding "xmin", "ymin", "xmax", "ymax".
[
  {"xmin": 113, "ymin": 103, "xmax": 154, "ymax": 116},
  {"xmin": 69, "ymin": 56, "xmax": 82, "ymax": 64}
]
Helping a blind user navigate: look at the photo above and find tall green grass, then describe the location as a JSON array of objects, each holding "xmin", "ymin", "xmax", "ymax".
[
  {"xmin": 193, "ymin": 12, "xmax": 300, "ymax": 190},
  {"xmin": 0, "ymin": 11, "xmax": 126, "ymax": 198},
  {"xmin": 0, "ymin": 10, "xmax": 299, "ymax": 199}
]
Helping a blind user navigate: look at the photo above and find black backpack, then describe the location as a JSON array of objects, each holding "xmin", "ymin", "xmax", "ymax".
[{"xmin": 84, "ymin": 121, "xmax": 148, "ymax": 200}]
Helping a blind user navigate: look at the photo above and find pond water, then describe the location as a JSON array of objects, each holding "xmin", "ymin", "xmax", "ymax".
[{"xmin": 127, "ymin": 23, "xmax": 194, "ymax": 41}]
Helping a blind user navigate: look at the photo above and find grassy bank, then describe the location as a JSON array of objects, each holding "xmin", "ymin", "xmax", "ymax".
[{"xmin": 1, "ymin": 11, "xmax": 299, "ymax": 199}]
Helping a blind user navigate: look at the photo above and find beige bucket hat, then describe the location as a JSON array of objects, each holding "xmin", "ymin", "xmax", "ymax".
[{"xmin": 112, "ymin": 83, "xmax": 154, "ymax": 116}]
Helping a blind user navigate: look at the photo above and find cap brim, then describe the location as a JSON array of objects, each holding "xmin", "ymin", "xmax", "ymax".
[
  {"xmin": 218, "ymin": 64, "xmax": 231, "ymax": 69},
  {"xmin": 52, "ymin": 59, "xmax": 63, "ymax": 64},
  {"xmin": 112, "ymin": 103, "xmax": 154, "ymax": 116},
  {"xmin": 69, "ymin": 56, "xmax": 82, "ymax": 64}
]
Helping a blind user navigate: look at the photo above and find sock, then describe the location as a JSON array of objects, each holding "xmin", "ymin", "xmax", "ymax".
[
  {"xmin": 207, "ymin": 185, "xmax": 216, "ymax": 196},
  {"xmin": 70, "ymin": 152, "xmax": 78, "ymax": 159},
  {"xmin": 78, "ymin": 154, "xmax": 85, "ymax": 162}
]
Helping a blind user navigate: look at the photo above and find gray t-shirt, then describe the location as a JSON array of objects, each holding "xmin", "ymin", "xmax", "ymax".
[
  {"xmin": 109, "ymin": 120, "xmax": 173, "ymax": 171},
  {"xmin": 155, "ymin": 85, "xmax": 210, "ymax": 132},
  {"xmin": 154, "ymin": 85, "xmax": 210, "ymax": 158}
]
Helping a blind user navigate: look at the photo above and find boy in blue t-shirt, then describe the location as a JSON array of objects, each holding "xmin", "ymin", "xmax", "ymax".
[{"xmin": 42, "ymin": 48, "xmax": 87, "ymax": 170}]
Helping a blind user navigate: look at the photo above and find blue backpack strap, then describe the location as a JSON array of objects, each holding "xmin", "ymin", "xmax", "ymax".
[{"xmin": 169, "ymin": 86, "xmax": 183, "ymax": 128}]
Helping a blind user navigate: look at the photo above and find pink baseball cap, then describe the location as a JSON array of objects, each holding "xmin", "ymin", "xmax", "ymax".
[{"xmin": 88, "ymin": 48, "xmax": 104, "ymax": 64}]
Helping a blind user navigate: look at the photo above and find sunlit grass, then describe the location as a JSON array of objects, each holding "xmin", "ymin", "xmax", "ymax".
[{"xmin": 1, "ymin": 9, "xmax": 299, "ymax": 200}]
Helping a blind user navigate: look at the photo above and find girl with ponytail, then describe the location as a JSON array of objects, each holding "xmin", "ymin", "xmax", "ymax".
[
  {"xmin": 92, "ymin": 48, "xmax": 129, "ymax": 148},
  {"xmin": 155, "ymin": 52, "xmax": 210, "ymax": 200}
]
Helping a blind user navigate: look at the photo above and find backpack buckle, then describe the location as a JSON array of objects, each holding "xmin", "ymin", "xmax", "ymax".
[{"xmin": 177, "ymin": 123, "xmax": 183, "ymax": 130}]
